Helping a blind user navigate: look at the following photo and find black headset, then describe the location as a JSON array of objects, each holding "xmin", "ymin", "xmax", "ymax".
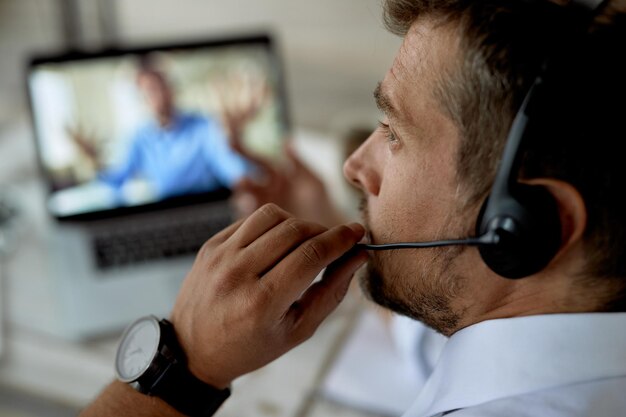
[{"xmin": 357, "ymin": 0, "xmax": 608, "ymax": 279}]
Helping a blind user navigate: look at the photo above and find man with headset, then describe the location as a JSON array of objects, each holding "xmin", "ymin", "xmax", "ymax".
[{"xmin": 81, "ymin": 0, "xmax": 626, "ymax": 416}]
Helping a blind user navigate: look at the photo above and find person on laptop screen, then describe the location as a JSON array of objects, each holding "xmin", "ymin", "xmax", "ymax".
[{"xmin": 69, "ymin": 57, "xmax": 255, "ymax": 201}]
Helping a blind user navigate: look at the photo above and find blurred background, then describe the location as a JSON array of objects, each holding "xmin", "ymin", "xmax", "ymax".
[
  {"xmin": 0, "ymin": 1, "xmax": 410, "ymax": 416},
  {"xmin": 0, "ymin": 0, "xmax": 400, "ymax": 132}
]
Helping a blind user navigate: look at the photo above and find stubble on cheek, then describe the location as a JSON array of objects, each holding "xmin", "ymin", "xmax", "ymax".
[{"xmin": 357, "ymin": 198, "xmax": 468, "ymax": 336}]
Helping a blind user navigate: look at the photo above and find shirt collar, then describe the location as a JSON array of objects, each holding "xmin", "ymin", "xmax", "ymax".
[
  {"xmin": 165, "ymin": 112, "xmax": 187, "ymax": 131},
  {"xmin": 148, "ymin": 111, "xmax": 187, "ymax": 133},
  {"xmin": 404, "ymin": 313, "xmax": 626, "ymax": 417}
]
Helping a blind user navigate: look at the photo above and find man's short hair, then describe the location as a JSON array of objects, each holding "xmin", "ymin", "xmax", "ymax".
[
  {"xmin": 382, "ymin": 0, "xmax": 626, "ymax": 306},
  {"xmin": 135, "ymin": 54, "xmax": 168, "ymax": 85}
]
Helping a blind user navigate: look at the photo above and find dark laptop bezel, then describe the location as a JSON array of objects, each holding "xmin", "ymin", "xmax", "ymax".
[{"xmin": 25, "ymin": 33, "xmax": 291, "ymax": 222}]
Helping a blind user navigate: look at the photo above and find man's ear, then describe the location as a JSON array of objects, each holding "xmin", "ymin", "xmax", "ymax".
[{"xmin": 525, "ymin": 178, "xmax": 587, "ymax": 259}]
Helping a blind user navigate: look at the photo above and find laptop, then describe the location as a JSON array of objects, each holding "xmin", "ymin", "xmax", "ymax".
[{"xmin": 25, "ymin": 34, "xmax": 290, "ymax": 340}]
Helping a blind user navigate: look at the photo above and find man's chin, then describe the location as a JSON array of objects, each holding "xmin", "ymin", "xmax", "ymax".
[
  {"xmin": 357, "ymin": 261, "xmax": 411, "ymax": 318},
  {"xmin": 357, "ymin": 257, "xmax": 461, "ymax": 336}
]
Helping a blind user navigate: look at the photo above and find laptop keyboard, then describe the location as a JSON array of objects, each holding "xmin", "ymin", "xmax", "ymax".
[{"xmin": 92, "ymin": 210, "xmax": 232, "ymax": 270}]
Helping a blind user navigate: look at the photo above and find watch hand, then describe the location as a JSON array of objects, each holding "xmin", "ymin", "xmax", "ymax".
[{"xmin": 128, "ymin": 347, "xmax": 143, "ymax": 357}]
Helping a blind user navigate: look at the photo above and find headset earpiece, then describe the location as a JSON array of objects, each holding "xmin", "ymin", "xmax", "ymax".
[{"xmin": 476, "ymin": 184, "xmax": 561, "ymax": 279}]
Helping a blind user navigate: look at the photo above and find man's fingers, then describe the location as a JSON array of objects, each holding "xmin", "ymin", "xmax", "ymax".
[
  {"xmin": 230, "ymin": 203, "xmax": 290, "ymax": 247},
  {"xmin": 247, "ymin": 153, "xmax": 276, "ymax": 178},
  {"xmin": 231, "ymin": 181, "xmax": 261, "ymax": 218},
  {"xmin": 210, "ymin": 217, "xmax": 247, "ymax": 245},
  {"xmin": 263, "ymin": 223, "xmax": 365, "ymax": 309},
  {"xmin": 232, "ymin": 177, "xmax": 264, "ymax": 201},
  {"xmin": 285, "ymin": 248, "xmax": 368, "ymax": 344},
  {"xmin": 243, "ymin": 219, "xmax": 327, "ymax": 275},
  {"xmin": 285, "ymin": 143, "xmax": 316, "ymax": 178}
]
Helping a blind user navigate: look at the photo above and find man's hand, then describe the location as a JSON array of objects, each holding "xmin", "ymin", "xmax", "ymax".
[
  {"xmin": 232, "ymin": 145, "xmax": 346, "ymax": 228},
  {"xmin": 169, "ymin": 203, "xmax": 368, "ymax": 389},
  {"xmin": 210, "ymin": 71, "xmax": 270, "ymax": 154},
  {"xmin": 65, "ymin": 124, "xmax": 101, "ymax": 167}
]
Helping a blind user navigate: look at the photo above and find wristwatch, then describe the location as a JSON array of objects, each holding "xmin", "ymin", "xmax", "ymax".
[{"xmin": 115, "ymin": 315, "xmax": 231, "ymax": 416}]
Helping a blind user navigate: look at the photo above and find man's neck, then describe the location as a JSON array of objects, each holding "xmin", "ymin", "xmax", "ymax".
[
  {"xmin": 157, "ymin": 110, "xmax": 175, "ymax": 129},
  {"xmin": 451, "ymin": 268, "xmax": 604, "ymax": 335}
]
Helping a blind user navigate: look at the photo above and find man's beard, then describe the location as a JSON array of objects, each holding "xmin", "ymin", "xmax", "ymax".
[{"xmin": 358, "ymin": 198, "xmax": 468, "ymax": 336}]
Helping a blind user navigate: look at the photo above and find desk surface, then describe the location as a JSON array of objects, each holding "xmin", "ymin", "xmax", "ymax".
[{"xmin": 0, "ymin": 120, "xmax": 384, "ymax": 417}]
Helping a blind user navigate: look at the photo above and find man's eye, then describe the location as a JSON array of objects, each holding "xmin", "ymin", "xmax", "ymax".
[{"xmin": 378, "ymin": 120, "xmax": 398, "ymax": 143}]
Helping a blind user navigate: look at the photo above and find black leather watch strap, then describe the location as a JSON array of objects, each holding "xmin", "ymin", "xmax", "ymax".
[
  {"xmin": 151, "ymin": 360, "xmax": 231, "ymax": 417},
  {"xmin": 149, "ymin": 319, "xmax": 230, "ymax": 417}
]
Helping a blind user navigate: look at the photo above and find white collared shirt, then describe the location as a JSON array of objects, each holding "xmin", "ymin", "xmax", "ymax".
[{"xmin": 402, "ymin": 313, "xmax": 626, "ymax": 417}]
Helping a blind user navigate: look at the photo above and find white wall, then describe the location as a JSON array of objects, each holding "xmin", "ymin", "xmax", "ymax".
[{"xmin": 0, "ymin": 0, "xmax": 63, "ymax": 126}]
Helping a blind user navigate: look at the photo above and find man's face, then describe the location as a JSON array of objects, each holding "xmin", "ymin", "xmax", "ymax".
[
  {"xmin": 137, "ymin": 71, "xmax": 173, "ymax": 121},
  {"xmin": 343, "ymin": 18, "xmax": 477, "ymax": 335}
]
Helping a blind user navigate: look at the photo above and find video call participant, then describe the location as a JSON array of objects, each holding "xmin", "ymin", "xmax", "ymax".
[
  {"xmin": 71, "ymin": 60, "xmax": 251, "ymax": 199},
  {"xmin": 81, "ymin": 0, "xmax": 626, "ymax": 416}
]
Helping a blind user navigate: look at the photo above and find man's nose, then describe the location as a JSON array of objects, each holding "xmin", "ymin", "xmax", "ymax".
[{"xmin": 343, "ymin": 134, "xmax": 381, "ymax": 196}]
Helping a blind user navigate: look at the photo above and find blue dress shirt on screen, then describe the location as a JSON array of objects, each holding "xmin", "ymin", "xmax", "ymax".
[{"xmin": 99, "ymin": 113, "xmax": 247, "ymax": 198}]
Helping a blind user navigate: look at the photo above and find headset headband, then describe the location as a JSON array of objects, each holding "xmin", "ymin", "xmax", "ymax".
[
  {"xmin": 574, "ymin": 0, "xmax": 606, "ymax": 10},
  {"xmin": 489, "ymin": 0, "xmax": 608, "ymax": 201}
]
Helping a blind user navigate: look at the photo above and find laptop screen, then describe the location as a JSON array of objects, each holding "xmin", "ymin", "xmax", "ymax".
[{"xmin": 27, "ymin": 35, "xmax": 289, "ymax": 220}]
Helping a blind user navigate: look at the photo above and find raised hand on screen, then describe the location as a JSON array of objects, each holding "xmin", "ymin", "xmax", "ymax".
[
  {"xmin": 211, "ymin": 70, "xmax": 271, "ymax": 157},
  {"xmin": 65, "ymin": 124, "xmax": 103, "ymax": 169}
]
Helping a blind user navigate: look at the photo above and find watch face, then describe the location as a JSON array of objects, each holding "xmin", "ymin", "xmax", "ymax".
[{"xmin": 115, "ymin": 316, "xmax": 160, "ymax": 382}]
